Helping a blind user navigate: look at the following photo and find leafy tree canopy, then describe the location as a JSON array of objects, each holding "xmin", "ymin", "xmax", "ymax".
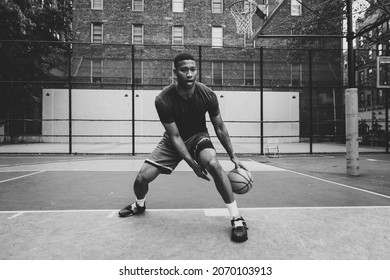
[
  {"xmin": 357, "ymin": 0, "xmax": 390, "ymax": 45},
  {"xmin": 285, "ymin": 0, "xmax": 345, "ymax": 49},
  {"xmin": 0, "ymin": 0, "xmax": 72, "ymax": 81}
]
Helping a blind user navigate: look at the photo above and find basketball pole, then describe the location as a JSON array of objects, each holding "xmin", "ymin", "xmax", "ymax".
[
  {"xmin": 345, "ymin": 0, "xmax": 359, "ymax": 176},
  {"xmin": 345, "ymin": 88, "xmax": 359, "ymax": 176}
]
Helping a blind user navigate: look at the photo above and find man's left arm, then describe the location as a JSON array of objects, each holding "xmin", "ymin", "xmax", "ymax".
[{"xmin": 210, "ymin": 113, "xmax": 246, "ymax": 170}]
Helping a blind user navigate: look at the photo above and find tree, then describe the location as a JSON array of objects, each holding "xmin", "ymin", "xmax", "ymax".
[
  {"xmin": 0, "ymin": 0, "xmax": 72, "ymax": 139},
  {"xmin": 356, "ymin": 0, "xmax": 390, "ymax": 45},
  {"xmin": 0, "ymin": 0, "xmax": 72, "ymax": 80},
  {"xmin": 284, "ymin": 0, "xmax": 345, "ymax": 49}
]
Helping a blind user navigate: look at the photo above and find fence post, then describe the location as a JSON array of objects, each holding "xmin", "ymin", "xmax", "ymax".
[
  {"xmin": 131, "ymin": 44, "xmax": 135, "ymax": 156},
  {"xmin": 309, "ymin": 49, "xmax": 313, "ymax": 154},
  {"xmin": 345, "ymin": 88, "xmax": 359, "ymax": 176},
  {"xmin": 260, "ymin": 46, "xmax": 264, "ymax": 155},
  {"xmin": 386, "ymin": 89, "xmax": 389, "ymax": 153},
  {"xmin": 198, "ymin": 46, "xmax": 202, "ymax": 83},
  {"xmin": 67, "ymin": 41, "xmax": 72, "ymax": 154}
]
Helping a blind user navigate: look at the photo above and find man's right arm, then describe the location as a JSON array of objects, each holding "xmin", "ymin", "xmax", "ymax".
[{"xmin": 162, "ymin": 122, "xmax": 210, "ymax": 181}]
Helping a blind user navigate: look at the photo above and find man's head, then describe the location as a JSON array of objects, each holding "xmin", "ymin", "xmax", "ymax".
[
  {"xmin": 173, "ymin": 53, "xmax": 195, "ymax": 69},
  {"xmin": 173, "ymin": 53, "xmax": 197, "ymax": 89}
]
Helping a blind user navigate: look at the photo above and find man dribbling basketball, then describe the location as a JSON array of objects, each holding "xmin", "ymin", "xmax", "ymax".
[{"xmin": 119, "ymin": 53, "xmax": 249, "ymax": 242}]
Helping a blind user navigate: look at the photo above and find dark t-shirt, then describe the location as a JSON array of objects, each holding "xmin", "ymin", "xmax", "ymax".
[{"xmin": 155, "ymin": 82, "xmax": 220, "ymax": 140}]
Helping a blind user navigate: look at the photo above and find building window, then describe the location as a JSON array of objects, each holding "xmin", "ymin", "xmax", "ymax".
[
  {"xmin": 291, "ymin": 0, "xmax": 302, "ymax": 16},
  {"xmin": 132, "ymin": 24, "xmax": 143, "ymax": 44},
  {"xmin": 133, "ymin": 0, "xmax": 143, "ymax": 11},
  {"xmin": 359, "ymin": 36, "xmax": 364, "ymax": 47},
  {"xmin": 172, "ymin": 0, "xmax": 183, "ymax": 12},
  {"xmin": 91, "ymin": 60, "xmax": 103, "ymax": 83},
  {"xmin": 244, "ymin": 62, "xmax": 255, "ymax": 86},
  {"xmin": 172, "ymin": 26, "xmax": 184, "ymax": 45},
  {"xmin": 212, "ymin": 0, "xmax": 223, "ymax": 13},
  {"xmin": 212, "ymin": 62, "xmax": 223, "ymax": 85},
  {"xmin": 378, "ymin": 44, "xmax": 384, "ymax": 56},
  {"xmin": 291, "ymin": 63, "xmax": 302, "ymax": 87},
  {"xmin": 91, "ymin": 23, "xmax": 103, "ymax": 43},
  {"xmin": 212, "ymin": 26, "xmax": 223, "ymax": 47},
  {"xmin": 91, "ymin": 0, "xmax": 103, "ymax": 10}
]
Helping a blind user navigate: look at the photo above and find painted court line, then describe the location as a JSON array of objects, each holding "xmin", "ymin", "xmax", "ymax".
[
  {"xmin": 361, "ymin": 156, "xmax": 390, "ymax": 163},
  {"xmin": 0, "ymin": 159, "xmax": 282, "ymax": 172},
  {"xmin": 285, "ymin": 169, "xmax": 390, "ymax": 200},
  {"xmin": 7, "ymin": 212, "xmax": 24, "ymax": 220},
  {"xmin": 0, "ymin": 170, "xmax": 46, "ymax": 184},
  {"xmin": 248, "ymin": 159, "xmax": 390, "ymax": 200},
  {"xmin": 1, "ymin": 205, "xmax": 390, "ymax": 216},
  {"xmin": 107, "ymin": 210, "xmax": 116, "ymax": 218}
]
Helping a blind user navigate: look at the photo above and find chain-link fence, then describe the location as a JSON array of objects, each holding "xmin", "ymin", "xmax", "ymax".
[{"xmin": 0, "ymin": 41, "xmax": 389, "ymax": 154}]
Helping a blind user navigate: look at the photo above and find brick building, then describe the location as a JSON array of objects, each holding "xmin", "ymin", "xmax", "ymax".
[{"xmin": 71, "ymin": 0, "xmax": 343, "ymax": 91}]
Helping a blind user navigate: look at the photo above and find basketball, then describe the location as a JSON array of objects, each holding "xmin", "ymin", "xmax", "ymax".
[{"xmin": 228, "ymin": 168, "xmax": 254, "ymax": 194}]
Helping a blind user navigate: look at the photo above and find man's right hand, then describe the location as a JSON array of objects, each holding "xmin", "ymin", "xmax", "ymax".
[{"xmin": 191, "ymin": 162, "xmax": 210, "ymax": 181}]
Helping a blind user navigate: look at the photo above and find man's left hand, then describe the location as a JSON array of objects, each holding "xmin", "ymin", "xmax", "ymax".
[{"xmin": 231, "ymin": 156, "xmax": 248, "ymax": 170}]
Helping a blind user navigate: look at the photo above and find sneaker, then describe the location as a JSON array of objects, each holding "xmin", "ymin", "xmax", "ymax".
[
  {"xmin": 118, "ymin": 202, "xmax": 146, "ymax": 217},
  {"xmin": 231, "ymin": 216, "xmax": 248, "ymax": 242}
]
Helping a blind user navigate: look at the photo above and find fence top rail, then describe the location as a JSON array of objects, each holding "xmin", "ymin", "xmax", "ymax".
[{"xmin": 0, "ymin": 40, "xmax": 348, "ymax": 52}]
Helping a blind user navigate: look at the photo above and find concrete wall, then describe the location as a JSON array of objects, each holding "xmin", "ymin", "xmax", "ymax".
[{"xmin": 42, "ymin": 89, "xmax": 299, "ymax": 143}]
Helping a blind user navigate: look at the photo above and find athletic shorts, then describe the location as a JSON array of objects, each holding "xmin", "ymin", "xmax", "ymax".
[{"xmin": 145, "ymin": 132, "xmax": 215, "ymax": 174}]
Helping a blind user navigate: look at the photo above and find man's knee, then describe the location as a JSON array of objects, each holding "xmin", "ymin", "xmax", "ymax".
[
  {"xmin": 135, "ymin": 163, "xmax": 160, "ymax": 185},
  {"xmin": 204, "ymin": 156, "xmax": 223, "ymax": 175},
  {"xmin": 135, "ymin": 171, "xmax": 148, "ymax": 185}
]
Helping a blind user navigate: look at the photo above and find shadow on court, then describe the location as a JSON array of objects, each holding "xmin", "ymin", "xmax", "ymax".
[{"xmin": 0, "ymin": 154, "xmax": 390, "ymax": 259}]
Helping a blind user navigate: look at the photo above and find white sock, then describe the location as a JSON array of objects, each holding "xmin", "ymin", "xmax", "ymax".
[
  {"xmin": 225, "ymin": 200, "xmax": 240, "ymax": 219},
  {"xmin": 136, "ymin": 198, "xmax": 146, "ymax": 207}
]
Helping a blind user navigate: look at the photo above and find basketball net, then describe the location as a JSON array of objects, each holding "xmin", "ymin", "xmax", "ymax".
[{"xmin": 229, "ymin": 0, "xmax": 258, "ymax": 38}]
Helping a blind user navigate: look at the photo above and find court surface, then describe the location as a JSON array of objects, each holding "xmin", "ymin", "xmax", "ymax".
[{"xmin": 0, "ymin": 154, "xmax": 390, "ymax": 260}]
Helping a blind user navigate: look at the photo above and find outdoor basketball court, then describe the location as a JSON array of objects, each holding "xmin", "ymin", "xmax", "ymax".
[{"xmin": 1, "ymin": 154, "xmax": 389, "ymax": 261}]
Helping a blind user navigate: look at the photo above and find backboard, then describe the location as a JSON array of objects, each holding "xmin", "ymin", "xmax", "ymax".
[
  {"xmin": 248, "ymin": 0, "xmax": 287, "ymax": 42},
  {"xmin": 377, "ymin": 56, "xmax": 390, "ymax": 88}
]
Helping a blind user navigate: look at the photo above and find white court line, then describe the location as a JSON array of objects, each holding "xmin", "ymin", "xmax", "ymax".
[
  {"xmin": 249, "ymin": 158, "xmax": 390, "ymax": 200},
  {"xmin": 0, "ymin": 170, "xmax": 46, "ymax": 184},
  {"xmin": 361, "ymin": 156, "xmax": 390, "ymax": 163},
  {"xmin": 1, "ymin": 205, "xmax": 390, "ymax": 216},
  {"xmin": 7, "ymin": 212, "xmax": 24, "ymax": 219},
  {"xmin": 286, "ymin": 169, "xmax": 390, "ymax": 200},
  {"xmin": 0, "ymin": 157, "xmax": 110, "ymax": 170},
  {"xmin": 0, "ymin": 159, "xmax": 282, "ymax": 172},
  {"xmin": 107, "ymin": 210, "xmax": 116, "ymax": 218}
]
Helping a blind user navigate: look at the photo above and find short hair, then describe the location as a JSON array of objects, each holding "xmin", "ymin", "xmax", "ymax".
[{"xmin": 174, "ymin": 53, "xmax": 195, "ymax": 68}]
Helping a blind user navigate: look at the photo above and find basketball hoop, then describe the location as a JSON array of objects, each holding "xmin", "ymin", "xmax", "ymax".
[{"xmin": 229, "ymin": 0, "xmax": 262, "ymax": 38}]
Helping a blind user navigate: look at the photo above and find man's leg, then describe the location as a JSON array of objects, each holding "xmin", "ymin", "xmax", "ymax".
[
  {"xmin": 119, "ymin": 135, "xmax": 180, "ymax": 217},
  {"xmin": 197, "ymin": 148, "xmax": 234, "ymax": 204},
  {"xmin": 118, "ymin": 162, "xmax": 160, "ymax": 217},
  {"xmin": 133, "ymin": 162, "xmax": 161, "ymax": 200},
  {"xmin": 197, "ymin": 148, "xmax": 248, "ymax": 242}
]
